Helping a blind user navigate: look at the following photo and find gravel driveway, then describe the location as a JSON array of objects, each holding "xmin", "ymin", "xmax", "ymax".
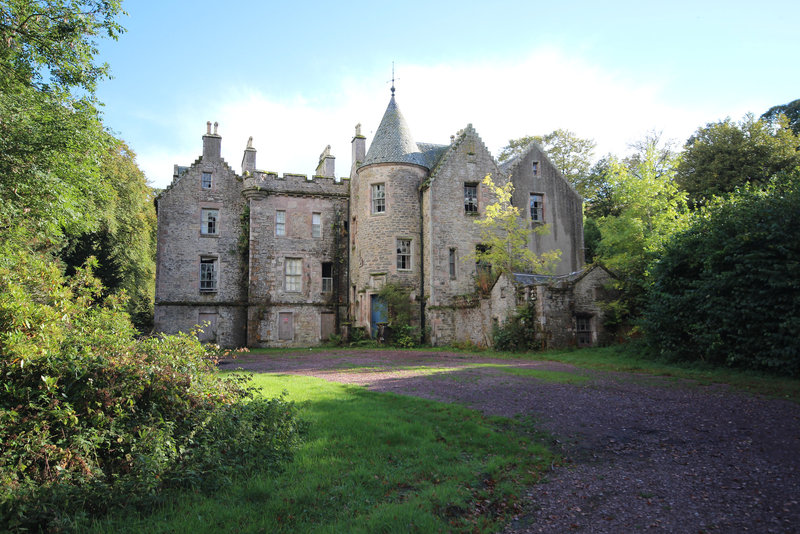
[{"xmin": 221, "ymin": 349, "xmax": 800, "ymax": 533}]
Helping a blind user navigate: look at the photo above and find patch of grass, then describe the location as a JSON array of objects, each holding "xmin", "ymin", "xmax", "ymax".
[
  {"xmin": 494, "ymin": 367, "xmax": 590, "ymax": 384},
  {"xmin": 85, "ymin": 374, "xmax": 554, "ymax": 533},
  {"xmin": 451, "ymin": 344, "xmax": 800, "ymax": 401}
]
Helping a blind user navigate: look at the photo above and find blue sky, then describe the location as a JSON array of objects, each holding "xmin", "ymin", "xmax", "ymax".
[{"xmin": 94, "ymin": 1, "xmax": 800, "ymax": 189}]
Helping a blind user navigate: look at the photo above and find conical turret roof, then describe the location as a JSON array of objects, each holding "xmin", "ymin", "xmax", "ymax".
[{"xmin": 361, "ymin": 95, "xmax": 428, "ymax": 168}]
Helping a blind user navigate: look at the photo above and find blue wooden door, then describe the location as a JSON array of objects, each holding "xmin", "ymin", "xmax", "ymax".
[{"xmin": 370, "ymin": 295, "xmax": 387, "ymax": 338}]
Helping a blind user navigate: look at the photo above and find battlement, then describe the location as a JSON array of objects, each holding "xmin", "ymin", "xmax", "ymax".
[{"xmin": 244, "ymin": 170, "xmax": 349, "ymax": 198}]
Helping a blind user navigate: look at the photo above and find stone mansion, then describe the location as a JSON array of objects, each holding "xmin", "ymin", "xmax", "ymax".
[{"xmin": 154, "ymin": 90, "xmax": 612, "ymax": 348}]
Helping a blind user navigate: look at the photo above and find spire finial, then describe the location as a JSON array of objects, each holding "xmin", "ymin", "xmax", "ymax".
[{"xmin": 390, "ymin": 62, "xmax": 396, "ymax": 96}]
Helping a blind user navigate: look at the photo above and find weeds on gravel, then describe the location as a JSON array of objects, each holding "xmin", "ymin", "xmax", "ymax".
[
  {"xmin": 472, "ymin": 344, "xmax": 800, "ymax": 401},
  {"xmin": 83, "ymin": 374, "xmax": 554, "ymax": 533}
]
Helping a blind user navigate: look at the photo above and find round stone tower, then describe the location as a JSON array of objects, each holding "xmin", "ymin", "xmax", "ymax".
[{"xmin": 350, "ymin": 92, "xmax": 429, "ymax": 332}]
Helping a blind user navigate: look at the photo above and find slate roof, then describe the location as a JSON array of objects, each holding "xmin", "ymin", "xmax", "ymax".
[
  {"xmin": 512, "ymin": 271, "xmax": 584, "ymax": 286},
  {"xmin": 361, "ymin": 96, "xmax": 432, "ymax": 168}
]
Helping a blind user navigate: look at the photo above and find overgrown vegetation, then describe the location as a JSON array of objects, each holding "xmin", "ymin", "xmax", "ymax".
[
  {"xmin": 377, "ymin": 283, "xmax": 418, "ymax": 347},
  {"xmin": 473, "ymin": 175, "xmax": 561, "ymax": 277},
  {"xmin": 0, "ymin": 238, "xmax": 303, "ymax": 531},
  {"xmin": 492, "ymin": 303, "xmax": 544, "ymax": 352},
  {"xmin": 644, "ymin": 173, "xmax": 800, "ymax": 375},
  {"xmin": 84, "ymin": 373, "xmax": 554, "ymax": 533}
]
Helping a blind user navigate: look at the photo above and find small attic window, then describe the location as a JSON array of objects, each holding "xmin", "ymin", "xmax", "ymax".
[
  {"xmin": 531, "ymin": 161, "xmax": 539, "ymax": 176},
  {"xmin": 201, "ymin": 172, "xmax": 213, "ymax": 189}
]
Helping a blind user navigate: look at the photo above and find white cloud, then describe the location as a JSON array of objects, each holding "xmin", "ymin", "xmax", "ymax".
[{"xmin": 141, "ymin": 48, "xmax": 733, "ymax": 188}]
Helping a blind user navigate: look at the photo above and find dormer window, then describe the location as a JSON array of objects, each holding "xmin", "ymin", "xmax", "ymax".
[{"xmin": 201, "ymin": 172, "xmax": 213, "ymax": 189}]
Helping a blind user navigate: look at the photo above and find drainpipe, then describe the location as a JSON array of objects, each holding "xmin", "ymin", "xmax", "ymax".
[{"xmin": 418, "ymin": 187, "xmax": 425, "ymax": 345}]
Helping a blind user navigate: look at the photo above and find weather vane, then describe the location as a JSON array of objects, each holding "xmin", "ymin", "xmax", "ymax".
[{"xmin": 389, "ymin": 62, "xmax": 398, "ymax": 96}]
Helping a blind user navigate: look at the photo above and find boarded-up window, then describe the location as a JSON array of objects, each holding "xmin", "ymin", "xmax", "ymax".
[
  {"xmin": 278, "ymin": 312, "xmax": 293, "ymax": 341},
  {"xmin": 320, "ymin": 312, "xmax": 335, "ymax": 341}
]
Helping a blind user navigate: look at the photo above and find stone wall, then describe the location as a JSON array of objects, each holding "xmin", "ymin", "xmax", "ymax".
[
  {"xmin": 244, "ymin": 172, "xmax": 349, "ymax": 347},
  {"xmin": 422, "ymin": 126, "xmax": 501, "ymax": 345},
  {"xmin": 154, "ymin": 130, "xmax": 247, "ymax": 347},
  {"xmin": 351, "ymin": 162, "xmax": 427, "ymax": 332},
  {"xmin": 507, "ymin": 144, "xmax": 585, "ymax": 274}
]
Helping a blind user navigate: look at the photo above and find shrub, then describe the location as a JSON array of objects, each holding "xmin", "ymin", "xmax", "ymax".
[
  {"xmin": 492, "ymin": 303, "xmax": 544, "ymax": 351},
  {"xmin": 377, "ymin": 284, "xmax": 420, "ymax": 347},
  {"xmin": 0, "ymin": 241, "xmax": 303, "ymax": 531},
  {"xmin": 643, "ymin": 174, "xmax": 800, "ymax": 375}
]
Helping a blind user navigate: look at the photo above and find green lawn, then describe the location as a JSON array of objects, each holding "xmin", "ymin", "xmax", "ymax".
[{"xmin": 86, "ymin": 373, "xmax": 553, "ymax": 533}]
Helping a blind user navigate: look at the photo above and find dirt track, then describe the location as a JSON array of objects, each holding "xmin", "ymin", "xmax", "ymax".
[{"xmin": 221, "ymin": 349, "xmax": 800, "ymax": 533}]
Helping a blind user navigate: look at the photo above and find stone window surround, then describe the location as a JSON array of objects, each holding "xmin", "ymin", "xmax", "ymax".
[
  {"xmin": 371, "ymin": 183, "xmax": 386, "ymax": 215},
  {"xmin": 200, "ymin": 206, "xmax": 220, "ymax": 237},
  {"xmin": 530, "ymin": 192, "xmax": 545, "ymax": 223},
  {"xmin": 464, "ymin": 183, "xmax": 478, "ymax": 213},
  {"xmin": 576, "ymin": 314, "xmax": 593, "ymax": 346},
  {"xmin": 199, "ymin": 256, "xmax": 218, "ymax": 292},
  {"xmin": 396, "ymin": 238, "xmax": 412, "ymax": 271},
  {"xmin": 275, "ymin": 210, "xmax": 286, "ymax": 236},
  {"xmin": 201, "ymin": 170, "xmax": 213, "ymax": 190},
  {"xmin": 531, "ymin": 161, "xmax": 539, "ymax": 176},
  {"xmin": 321, "ymin": 261, "xmax": 333, "ymax": 293},
  {"xmin": 312, "ymin": 212, "xmax": 322, "ymax": 238},
  {"xmin": 284, "ymin": 257, "xmax": 302, "ymax": 292},
  {"xmin": 448, "ymin": 248, "xmax": 457, "ymax": 279}
]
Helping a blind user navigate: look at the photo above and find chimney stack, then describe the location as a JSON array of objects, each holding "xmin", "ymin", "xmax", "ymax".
[
  {"xmin": 242, "ymin": 136, "xmax": 256, "ymax": 174},
  {"xmin": 350, "ymin": 123, "xmax": 366, "ymax": 178},
  {"xmin": 202, "ymin": 120, "xmax": 221, "ymax": 161}
]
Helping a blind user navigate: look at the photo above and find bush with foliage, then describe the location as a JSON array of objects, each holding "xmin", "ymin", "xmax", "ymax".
[
  {"xmin": 377, "ymin": 284, "xmax": 419, "ymax": 347},
  {"xmin": 492, "ymin": 303, "xmax": 544, "ymax": 352},
  {"xmin": 643, "ymin": 174, "xmax": 800, "ymax": 375},
  {"xmin": 0, "ymin": 237, "xmax": 303, "ymax": 532}
]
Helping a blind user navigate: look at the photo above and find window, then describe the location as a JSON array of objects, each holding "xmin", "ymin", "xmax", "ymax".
[
  {"xmin": 285, "ymin": 258, "xmax": 302, "ymax": 292},
  {"xmin": 475, "ymin": 244, "xmax": 491, "ymax": 276},
  {"xmin": 530, "ymin": 193, "xmax": 544, "ymax": 222},
  {"xmin": 322, "ymin": 262, "xmax": 333, "ymax": 293},
  {"xmin": 531, "ymin": 161, "xmax": 539, "ymax": 176},
  {"xmin": 312, "ymin": 212, "xmax": 321, "ymax": 238},
  {"xmin": 449, "ymin": 248, "xmax": 457, "ymax": 279},
  {"xmin": 577, "ymin": 316, "xmax": 593, "ymax": 347},
  {"xmin": 275, "ymin": 210, "xmax": 286, "ymax": 236},
  {"xmin": 396, "ymin": 239, "xmax": 411, "ymax": 270},
  {"xmin": 201, "ymin": 172, "xmax": 213, "ymax": 189},
  {"xmin": 201, "ymin": 209, "xmax": 218, "ymax": 235},
  {"xmin": 200, "ymin": 257, "xmax": 217, "ymax": 292},
  {"xmin": 372, "ymin": 183, "xmax": 385, "ymax": 214},
  {"xmin": 464, "ymin": 183, "xmax": 478, "ymax": 213}
]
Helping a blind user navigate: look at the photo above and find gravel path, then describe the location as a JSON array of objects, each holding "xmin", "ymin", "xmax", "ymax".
[{"xmin": 221, "ymin": 349, "xmax": 800, "ymax": 533}]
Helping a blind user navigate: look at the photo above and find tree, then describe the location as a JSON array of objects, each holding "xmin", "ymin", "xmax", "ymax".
[
  {"xmin": 595, "ymin": 137, "xmax": 689, "ymax": 316},
  {"xmin": 676, "ymin": 114, "xmax": 800, "ymax": 208},
  {"xmin": 0, "ymin": 1, "xmax": 126, "ymax": 242},
  {"xmin": 0, "ymin": 0, "xmax": 124, "ymax": 94},
  {"xmin": 644, "ymin": 172, "xmax": 800, "ymax": 375},
  {"xmin": 498, "ymin": 129, "xmax": 597, "ymax": 199},
  {"xmin": 61, "ymin": 138, "xmax": 157, "ymax": 329},
  {"xmin": 473, "ymin": 175, "xmax": 561, "ymax": 277},
  {"xmin": 761, "ymin": 98, "xmax": 800, "ymax": 135}
]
